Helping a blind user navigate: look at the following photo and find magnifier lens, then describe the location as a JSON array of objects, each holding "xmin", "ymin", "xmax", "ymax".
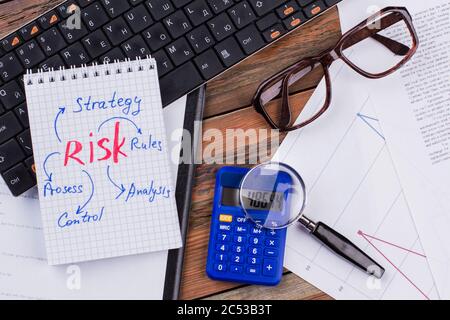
[{"xmin": 239, "ymin": 163, "xmax": 306, "ymax": 229}]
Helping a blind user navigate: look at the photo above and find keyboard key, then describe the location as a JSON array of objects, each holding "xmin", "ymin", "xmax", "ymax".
[
  {"xmin": 173, "ymin": 0, "xmax": 191, "ymax": 8},
  {"xmin": 146, "ymin": 0, "xmax": 175, "ymax": 20},
  {"xmin": 1, "ymin": 33, "xmax": 22, "ymax": 52},
  {"xmin": 265, "ymin": 238, "xmax": 279, "ymax": 247},
  {"xmin": 38, "ymin": 10, "xmax": 60, "ymax": 30},
  {"xmin": 82, "ymin": 30, "xmax": 112, "ymax": 58},
  {"xmin": 235, "ymin": 24, "xmax": 265, "ymax": 55},
  {"xmin": 215, "ymin": 253, "xmax": 227, "ymax": 262},
  {"xmin": 61, "ymin": 42, "xmax": 91, "ymax": 66},
  {"xmin": 142, "ymin": 23, "xmax": 172, "ymax": 51},
  {"xmin": 187, "ymin": 25, "xmax": 215, "ymax": 54},
  {"xmin": 153, "ymin": 50, "xmax": 173, "ymax": 76},
  {"xmin": 16, "ymin": 40, "xmax": 46, "ymax": 68},
  {"xmin": 24, "ymin": 156, "xmax": 35, "ymax": 176},
  {"xmin": 264, "ymin": 248, "xmax": 278, "ymax": 257},
  {"xmin": 38, "ymin": 55, "xmax": 65, "ymax": 72},
  {"xmin": 208, "ymin": 12, "xmax": 236, "ymax": 41},
  {"xmin": 230, "ymin": 265, "xmax": 243, "ymax": 274},
  {"xmin": 0, "ymin": 112, "xmax": 22, "ymax": 144},
  {"xmin": 103, "ymin": 17, "xmax": 133, "ymax": 46},
  {"xmin": 124, "ymin": 5, "xmax": 153, "ymax": 33},
  {"xmin": 256, "ymin": 12, "xmax": 278, "ymax": 31},
  {"xmin": 228, "ymin": 1, "xmax": 256, "ymax": 29},
  {"xmin": 17, "ymin": 129, "xmax": 33, "ymax": 156},
  {"xmin": 262, "ymin": 23, "xmax": 285, "ymax": 42},
  {"xmin": 231, "ymin": 254, "xmax": 244, "ymax": 264},
  {"xmin": 19, "ymin": 22, "xmax": 41, "ymax": 41},
  {"xmin": 262, "ymin": 259, "xmax": 277, "ymax": 276},
  {"xmin": 214, "ymin": 36, "xmax": 244, "ymax": 67},
  {"xmin": 99, "ymin": 48, "xmax": 126, "ymax": 64},
  {"xmin": 76, "ymin": 0, "xmax": 95, "ymax": 7},
  {"xmin": 0, "ymin": 139, "xmax": 25, "ymax": 172},
  {"xmin": 246, "ymin": 266, "xmax": 259, "ymax": 275},
  {"xmin": 165, "ymin": 38, "xmax": 194, "ymax": 66},
  {"xmin": 185, "ymin": 0, "xmax": 213, "ymax": 26},
  {"xmin": 214, "ymin": 263, "xmax": 226, "ymax": 272},
  {"xmin": 59, "ymin": 20, "xmax": 89, "ymax": 44},
  {"xmin": 0, "ymin": 53, "xmax": 24, "ymax": 82},
  {"xmin": 101, "ymin": 0, "xmax": 131, "ymax": 18},
  {"xmin": 248, "ymin": 0, "xmax": 286, "ymax": 16},
  {"xmin": 283, "ymin": 12, "xmax": 307, "ymax": 30},
  {"xmin": 121, "ymin": 35, "xmax": 150, "ymax": 59},
  {"xmin": 14, "ymin": 103, "xmax": 29, "ymax": 128},
  {"xmin": 57, "ymin": 2, "xmax": 80, "ymax": 18},
  {"xmin": 248, "ymin": 246, "xmax": 261, "ymax": 255},
  {"xmin": 0, "ymin": 81, "xmax": 25, "ymax": 110},
  {"xmin": 82, "ymin": 3, "xmax": 110, "ymax": 31},
  {"xmin": 304, "ymin": 0, "xmax": 326, "ymax": 18},
  {"xmin": 207, "ymin": 0, "xmax": 234, "ymax": 14},
  {"xmin": 163, "ymin": 11, "xmax": 192, "ymax": 39},
  {"xmin": 2, "ymin": 163, "xmax": 35, "ymax": 196},
  {"xmin": 276, "ymin": 1, "xmax": 300, "ymax": 18},
  {"xmin": 38, "ymin": 28, "xmax": 67, "ymax": 56}
]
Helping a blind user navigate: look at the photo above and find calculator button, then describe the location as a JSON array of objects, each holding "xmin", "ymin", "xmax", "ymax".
[
  {"xmin": 250, "ymin": 227, "xmax": 264, "ymax": 235},
  {"xmin": 233, "ymin": 245, "xmax": 244, "ymax": 253},
  {"xmin": 216, "ymin": 244, "xmax": 229, "ymax": 252},
  {"xmin": 247, "ymin": 256, "xmax": 261, "ymax": 265},
  {"xmin": 249, "ymin": 236, "xmax": 262, "ymax": 246},
  {"xmin": 248, "ymin": 246, "xmax": 262, "ymax": 256},
  {"xmin": 264, "ymin": 248, "xmax": 279, "ymax": 257},
  {"xmin": 265, "ymin": 238, "xmax": 279, "ymax": 247},
  {"xmin": 215, "ymin": 253, "xmax": 227, "ymax": 262},
  {"xmin": 219, "ymin": 214, "xmax": 233, "ymax": 223},
  {"xmin": 266, "ymin": 229, "xmax": 280, "ymax": 238},
  {"xmin": 231, "ymin": 254, "xmax": 244, "ymax": 264},
  {"xmin": 233, "ymin": 235, "xmax": 246, "ymax": 244},
  {"xmin": 230, "ymin": 265, "xmax": 243, "ymax": 274},
  {"xmin": 214, "ymin": 263, "xmax": 227, "ymax": 272},
  {"xmin": 263, "ymin": 259, "xmax": 277, "ymax": 277},
  {"xmin": 234, "ymin": 225, "xmax": 248, "ymax": 233},
  {"xmin": 246, "ymin": 266, "xmax": 260, "ymax": 276},
  {"xmin": 218, "ymin": 224, "xmax": 232, "ymax": 232},
  {"xmin": 217, "ymin": 233, "xmax": 231, "ymax": 242},
  {"xmin": 236, "ymin": 216, "xmax": 247, "ymax": 224}
]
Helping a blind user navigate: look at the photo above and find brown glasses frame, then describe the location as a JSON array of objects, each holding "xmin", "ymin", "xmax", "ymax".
[{"xmin": 253, "ymin": 6, "xmax": 419, "ymax": 132}]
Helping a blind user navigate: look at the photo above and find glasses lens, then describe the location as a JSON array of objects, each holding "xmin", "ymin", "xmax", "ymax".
[
  {"xmin": 341, "ymin": 11, "xmax": 414, "ymax": 75},
  {"xmin": 239, "ymin": 162, "xmax": 306, "ymax": 229},
  {"xmin": 259, "ymin": 62, "xmax": 326, "ymax": 129}
]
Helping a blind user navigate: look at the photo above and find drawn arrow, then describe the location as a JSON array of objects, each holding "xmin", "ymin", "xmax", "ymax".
[
  {"xmin": 76, "ymin": 169, "xmax": 94, "ymax": 215},
  {"xmin": 43, "ymin": 152, "xmax": 61, "ymax": 182},
  {"xmin": 97, "ymin": 116, "xmax": 142, "ymax": 134},
  {"xmin": 106, "ymin": 165, "xmax": 126, "ymax": 199},
  {"xmin": 53, "ymin": 107, "xmax": 66, "ymax": 143}
]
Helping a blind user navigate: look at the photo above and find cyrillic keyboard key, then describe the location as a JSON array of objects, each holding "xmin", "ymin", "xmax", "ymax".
[
  {"xmin": 0, "ymin": 53, "xmax": 24, "ymax": 82},
  {"xmin": 103, "ymin": 17, "xmax": 133, "ymax": 46},
  {"xmin": 165, "ymin": 38, "xmax": 194, "ymax": 66},
  {"xmin": 2, "ymin": 163, "xmax": 35, "ymax": 196},
  {"xmin": 0, "ymin": 81, "xmax": 25, "ymax": 110},
  {"xmin": 208, "ymin": 12, "xmax": 236, "ymax": 41},
  {"xmin": 146, "ymin": 0, "xmax": 175, "ymax": 20},
  {"xmin": 207, "ymin": 0, "xmax": 234, "ymax": 14},
  {"xmin": 185, "ymin": 0, "xmax": 213, "ymax": 26},
  {"xmin": 14, "ymin": 103, "xmax": 29, "ymax": 128},
  {"xmin": 0, "ymin": 139, "xmax": 25, "ymax": 172},
  {"xmin": 0, "ymin": 112, "xmax": 22, "ymax": 144},
  {"xmin": 142, "ymin": 23, "xmax": 172, "ymax": 51},
  {"xmin": 100, "ymin": 0, "xmax": 131, "ymax": 18},
  {"xmin": 61, "ymin": 42, "xmax": 91, "ymax": 66},
  {"xmin": 194, "ymin": 49, "xmax": 224, "ymax": 79},
  {"xmin": 187, "ymin": 25, "xmax": 215, "ymax": 54},
  {"xmin": 124, "ymin": 5, "xmax": 153, "ymax": 33},
  {"xmin": 82, "ymin": 3, "xmax": 110, "ymax": 31},
  {"xmin": 160, "ymin": 62, "xmax": 203, "ymax": 106},
  {"xmin": 121, "ymin": 35, "xmax": 150, "ymax": 59},
  {"xmin": 38, "ymin": 27, "xmax": 67, "ymax": 56},
  {"xmin": 214, "ymin": 36, "xmax": 244, "ymax": 67},
  {"xmin": 228, "ymin": 1, "xmax": 256, "ymax": 29},
  {"xmin": 153, "ymin": 50, "xmax": 174, "ymax": 76},
  {"xmin": 82, "ymin": 30, "xmax": 112, "ymax": 58},
  {"xmin": 99, "ymin": 48, "xmax": 126, "ymax": 64},
  {"xmin": 163, "ymin": 11, "xmax": 192, "ymax": 39},
  {"xmin": 16, "ymin": 40, "xmax": 46, "ymax": 68},
  {"xmin": 38, "ymin": 55, "xmax": 65, "ymax": 72}
]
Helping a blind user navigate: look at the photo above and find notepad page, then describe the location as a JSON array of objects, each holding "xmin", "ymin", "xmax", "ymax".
[{"xmin": 24, "ymin": 59, "xmax": 182, "ymax": 265}]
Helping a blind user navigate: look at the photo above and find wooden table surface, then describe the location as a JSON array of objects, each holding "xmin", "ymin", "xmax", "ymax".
[{"xmin": 1, "ymin": 0, "xmax": 343, "ymax": 300}]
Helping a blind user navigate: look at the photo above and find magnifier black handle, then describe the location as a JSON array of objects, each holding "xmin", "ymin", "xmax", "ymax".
[{"xmin": 312, "ymin": 222, "xmax": 385, "ymax": 279}]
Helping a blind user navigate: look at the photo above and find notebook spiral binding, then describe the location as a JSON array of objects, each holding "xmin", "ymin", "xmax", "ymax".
[{"xmin": 25, "ymin": 56, "xmax": 155, "ymax": 85}]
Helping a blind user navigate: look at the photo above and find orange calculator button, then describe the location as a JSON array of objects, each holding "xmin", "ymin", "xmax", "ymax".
[{"xmin": 219, "ymin": 214, "xmax": 233, "ymax": 223}]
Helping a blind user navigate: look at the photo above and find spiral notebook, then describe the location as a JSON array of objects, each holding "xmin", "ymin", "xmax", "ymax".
[{"xmin": 24, "ymin": 58, "xmax": 182, "ymax": 265}]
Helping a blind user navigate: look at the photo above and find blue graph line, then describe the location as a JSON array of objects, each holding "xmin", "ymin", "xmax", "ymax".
[{"xmin": 357, "ymin": 113, "xmax": 385, "ymax": 140}]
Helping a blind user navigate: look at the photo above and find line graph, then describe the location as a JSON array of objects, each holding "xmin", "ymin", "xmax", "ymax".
[
  {"xmin": 357, "ymin": 113, "xmax": 385, "ymax": 140},
  {"xmin": 358, "ymin": 230, "xmax": 430, "ymax": 300}
]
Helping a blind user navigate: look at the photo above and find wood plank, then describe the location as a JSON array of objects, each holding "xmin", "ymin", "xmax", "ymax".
[
  {"xmin": 203, "ymin": 273, "xmax": 331, "ymax": 300},
  {"xmin": 180, "ymin": 90, "xmax": 317, "ymax": 300},
  {"xmin": 0, "ymin": 0, "xmax": 64, "ymax": 39},
  {"xmin": 203, "ymin": 8, "xmax": 342, "ymax": 118}
]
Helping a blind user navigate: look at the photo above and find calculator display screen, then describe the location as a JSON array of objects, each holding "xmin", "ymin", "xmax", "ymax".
[{"xmin": 222, "ymin": 187, "xmax": 284, "ymax": 212}]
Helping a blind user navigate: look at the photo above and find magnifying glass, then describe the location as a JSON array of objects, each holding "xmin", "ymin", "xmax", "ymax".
[{"xmin": 239, "ymin": 162, "xmax": 385, "ymax": 279}]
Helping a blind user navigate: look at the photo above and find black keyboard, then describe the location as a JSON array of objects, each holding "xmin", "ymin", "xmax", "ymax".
[{"xmin": 0, "ymin": 0, "xmax": 341, "ymax": 196}]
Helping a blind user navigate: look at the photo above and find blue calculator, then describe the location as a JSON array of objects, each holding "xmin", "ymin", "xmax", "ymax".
[{"xmin": 206, "ymin": 167, "xmax": 287, "ymax": 286}]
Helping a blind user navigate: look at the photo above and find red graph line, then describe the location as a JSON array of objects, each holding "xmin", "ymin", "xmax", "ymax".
[
  {"xmin": 358, "ymin": 230, "xmax": 430, "ymax": 300},
  {"xmin": 358, "ymin": 231, "xmax": 426, "ymax": 258}
]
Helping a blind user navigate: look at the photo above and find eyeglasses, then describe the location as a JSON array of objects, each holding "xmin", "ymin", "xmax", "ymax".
[{"xmin": 252, "ymin": 7, "xmax": 419, "ymax": 132}]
